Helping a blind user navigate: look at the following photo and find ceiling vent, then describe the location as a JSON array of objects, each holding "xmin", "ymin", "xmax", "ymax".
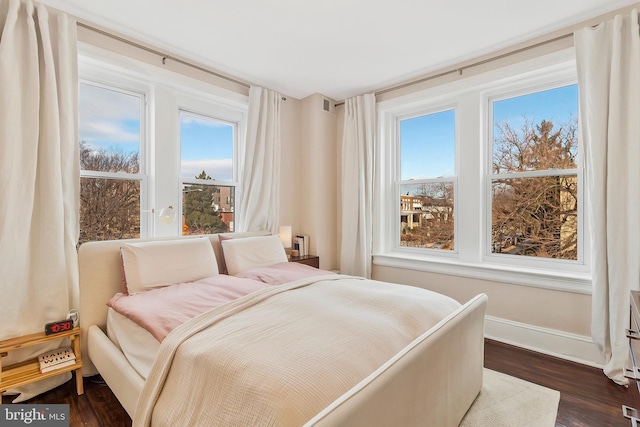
[{"xmin": 322, "ymin": 98, "xmax": 336, "ymax": 114}]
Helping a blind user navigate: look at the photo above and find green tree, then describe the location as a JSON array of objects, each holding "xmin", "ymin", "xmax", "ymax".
[{"xmin": 183, "ymin": 171, "xmax": 228, "ymax": 235}]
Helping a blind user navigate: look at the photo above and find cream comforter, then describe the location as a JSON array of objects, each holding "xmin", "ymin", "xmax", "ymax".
[{"xmin": 133, "ymin": 275, "xmax": 461, "ymax": 427}]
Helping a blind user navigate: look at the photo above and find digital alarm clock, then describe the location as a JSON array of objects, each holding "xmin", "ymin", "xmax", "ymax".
[{"xmin": 45, "ymin": 319, "xmax": 74, "ymax": 335}]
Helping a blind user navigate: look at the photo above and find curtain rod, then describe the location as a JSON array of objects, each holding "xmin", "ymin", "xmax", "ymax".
[
  {"xmin": 77, "ymin": 22, "xmax": 251, "ymax": 89},
  {"xmin": 335, "ymin": 31, "xmax": 573, "ymax": 107}
]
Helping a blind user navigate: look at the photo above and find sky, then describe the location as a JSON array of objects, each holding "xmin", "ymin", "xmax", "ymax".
[
  {"xmin": 78, "ymin": 82, "xmax": 140, "ymax": 154},
  {"xmin": 400, "ymin": 109, "xmax": 455, "ymax": 181},
  {"xmin": 400, "ymin": 84, "xmax": 578, "ymax": 182},
  {"xmin": 180, "ymin": 112, "xmax": 234, "ymax": 182},
  {"xmin": 79, "ymin": 82, "xmax": 234, "ymax": 182},
  {"xmin": 79, "ymin": 81, "xmax": 577, "ymax": 186}
]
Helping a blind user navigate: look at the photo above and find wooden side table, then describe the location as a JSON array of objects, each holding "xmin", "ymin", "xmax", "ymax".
[
  {"xmin": 290, "ymin": 255, "xmax": 320, "ymax": 268},
  {"xmin": 0, "ymin": 327, "xmax": 83, "ymax": 395}
]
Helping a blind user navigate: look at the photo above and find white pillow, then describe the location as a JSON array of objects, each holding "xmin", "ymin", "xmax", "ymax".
[
  {"xmin": 221, "ymin": 235, "xmax": 288, "ymax": 276},
  {"xmin": 121, "ymin": 238, "xmax": 219, "ymax": 294}
]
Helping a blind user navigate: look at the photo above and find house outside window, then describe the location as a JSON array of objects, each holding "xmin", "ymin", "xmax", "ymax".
[
  {"xmin": 375, "ymin": 51, "xmax": 589, "ymax": 292},
  {"xmin": 399, "ymin": 109, "xmax": 456, "ymax": 251},
  {"xmin": 180, "ymin": 110, "xmax": 237, "ymax": 235}
]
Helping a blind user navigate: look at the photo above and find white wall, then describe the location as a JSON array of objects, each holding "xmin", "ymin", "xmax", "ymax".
[
  {"xmin": 279, "ymin": 97, "xmax": 302, "ymax": 237},
  {"xmin": 372, "ymin": 265, "xmax": 600, "ymax": 365},
  {"xmin": 297, "ymin": 94, "xmax": 339, "ymax": 271}
]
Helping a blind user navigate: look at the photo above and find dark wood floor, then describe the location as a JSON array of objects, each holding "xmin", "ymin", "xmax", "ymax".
[
  {"xmin": 484, "ymin": 340, "xmax": 639, "ymax": 427},
  {"xmin": 3, "ymin": 339, "xmax": 639, "ymax": 426}
]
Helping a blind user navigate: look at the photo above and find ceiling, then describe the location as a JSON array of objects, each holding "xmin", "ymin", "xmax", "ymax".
[{"xmin": 39, "ymin": 0, "xmax": 637, "ymax": 101}]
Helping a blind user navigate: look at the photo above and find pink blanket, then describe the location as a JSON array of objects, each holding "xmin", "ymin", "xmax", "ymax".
[{"xmin": 107, "ymin": 275, "xmax": 268, "ymax": 342}]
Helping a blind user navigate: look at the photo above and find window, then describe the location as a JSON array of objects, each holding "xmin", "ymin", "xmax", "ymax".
[
  {"xmin": 399, "ymin": 109, "xmax": 456, "ymax": 250},
  {"xmin": 78, "ymin": 81, "xmax": 146, "ymax": 245},
  {"xmin": 78, "ymin": 49, "xmax": 247, "ymax": 243},
  {"xmin": 489, "ymin": 85, "xmax": 579, "ymax": 261},
  {"xmin": 180, "ymin": 111, "xmax": 236, "ymax": 235},
  {"xmin": 376, "ymin": 52, "xmax": 589, "ymax": 291}
]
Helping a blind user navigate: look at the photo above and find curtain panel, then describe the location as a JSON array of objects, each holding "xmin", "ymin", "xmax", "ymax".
[
  {"xmin": 238, "ymin": 86, "xmax": 282, "ymax": 235},
  {"xmin": 0, "ymin": 0, "xmax": 79, "ymax": 400},
  {"xmin": 340, "ymin": 93, "xmax": 376, "ymax": 278},
  {"xmin": 575, "ymin": 9, "xmax": 640, "ymax": 385}
]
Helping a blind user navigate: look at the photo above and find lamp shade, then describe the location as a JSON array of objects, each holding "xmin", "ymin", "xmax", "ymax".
[
  {"xmin": 158, "ymin": 206, "xmax": 176, "ymax": 224},
  {"xmin": 279, "ymin": 225, "xmax": 292, "ymax": 248}
]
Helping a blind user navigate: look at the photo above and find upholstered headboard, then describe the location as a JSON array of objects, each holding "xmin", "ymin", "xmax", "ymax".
[{"xmin": 77, "ymin": 231, "xmax": 269, "ymax": 375}]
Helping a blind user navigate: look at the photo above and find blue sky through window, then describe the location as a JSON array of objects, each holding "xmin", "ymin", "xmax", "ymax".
[
  {"xmin": 400, "ymin": 84, "xmax": 577, "ymax": 187},
  {"xmin": 400, "ymin": 109, "xmax": 455, "ymax": 180},
  {"xmin": 180, "ymin": 112, "xmax": 234, "ymax": 182},
  {"xmin": 78, "ymin": 82, "xmax": 141, "ymax": 155},
  {"xmin": 79, "ymin": 82, "xmax": 235, "ymax": 182},
  {"xmin": 492, "ymin": 84, "xmax": 578, "ymax": 138}
]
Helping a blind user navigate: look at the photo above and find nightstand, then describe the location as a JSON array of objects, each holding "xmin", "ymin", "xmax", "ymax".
[
  {"xmin": 290, "ymin": 255, "xmax": 319, "ymax": 268},
  {"xmin": 624, "ymin": 291, "xmax": 640, "ymax": 424},
  {"xmin": 0, "ymin": 327, "xmax": 83, "ymax": 396}
]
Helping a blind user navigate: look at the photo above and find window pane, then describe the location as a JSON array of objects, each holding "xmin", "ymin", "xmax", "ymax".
[
  {"xmin": 400, "ymin": 183, "xmax": 454, "ymax": 250},
  {"xmin": 400, "ymin": 109, "xmax": 455, "ymax": 180},
  {"xmin": 180, "ymin": 112, "xmax": 234, "ymax": 182},
  {"xmin": 491, "ymin": 175, "xmax": 577, "ymax": 260},
  {"xmin": 79, "ymin": 83, "xmax": 141, "ymax": 172},
  {"xmin": 492, "ymin": 85, "xmax": 578, "ymax": 174},
  {"xmin": 80, "ymin": 178, "xmax": 140, "ymax": 244},
  {"xmin": 182, "ymin": 183, "xmax": 234, "ymax": 235}
]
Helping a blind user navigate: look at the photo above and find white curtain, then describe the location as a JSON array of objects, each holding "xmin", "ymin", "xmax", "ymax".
[
  {"xmin": 340, "ymin": 94, "xmax": 376, "ymax": 278},
  {"xmin": 575, "ymin": 9, "xmax": 640, "ymax": 385},
  {"xmin": 0, "ymin": 0, "xmax": 79, "ymax": 400},
  {"xmin": 238, "ymin": 86, "xmax": 282, "ymax": 235}
]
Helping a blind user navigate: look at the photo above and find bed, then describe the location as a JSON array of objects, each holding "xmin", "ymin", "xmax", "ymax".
[{"xmin": 78, "ymin": 231, "xmax": 488, "ymax": 426}]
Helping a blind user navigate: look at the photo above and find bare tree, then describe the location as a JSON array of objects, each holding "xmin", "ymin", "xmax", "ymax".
[
  {"xmin": 491, "ymin": 118, "xmax": 578, "ymax": 259},
  {"xmin": 79, "ymin": 141, "xmax": 140, "ymax": 244}
]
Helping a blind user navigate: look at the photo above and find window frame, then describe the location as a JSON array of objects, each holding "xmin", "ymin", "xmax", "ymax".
[
  {"xmin": 374, "ymin": 50, "xmax": 591, "ymax": 294},
  {"xmin": 78, "ymin": 77, "xmax": 151, "ymax": 241},
  {"xmin": 482, "ymin": 79, "xmax": 586, "ymax": 272},
  {"xmin": 178, "ymin": 108, "xmax": 240, "ymax": 234},
  {"xmin": 78, "ymin": 45, "xmax": 248, "ymax": 241},
  {"xmin": 395, "ymin": 105, "xmax": 459, "ymax": 255}
]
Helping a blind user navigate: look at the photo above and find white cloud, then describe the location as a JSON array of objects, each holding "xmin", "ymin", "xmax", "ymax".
[
  {"xmin": 79, "ymin": 83, "xmax": 140, "ymax": 121},
  {"xmin": 181, "ymin": 159, "xmax": 233, "ymax": 182},
  {"xmin": 80, "ymin": 120, "xmax": 139, "ymax": 145},
  {"xmin": 79, "ymin": 82, "xmax": 141, "ymax": 146}
]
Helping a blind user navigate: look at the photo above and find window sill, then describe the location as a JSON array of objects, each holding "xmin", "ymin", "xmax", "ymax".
[{"xmin": 372, "ymin": 253, "xmax": 592, "ymax": 294}]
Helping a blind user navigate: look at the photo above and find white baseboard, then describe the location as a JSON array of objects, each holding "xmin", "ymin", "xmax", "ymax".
[{"xmin": 485, "ymin": 315, "xmax": 605, "ymax": 369}]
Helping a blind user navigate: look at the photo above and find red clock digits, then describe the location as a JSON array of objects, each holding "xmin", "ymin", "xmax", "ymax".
[{"xmin": 44, "ymin": 319, "xmax": 74, "ymax": 335}]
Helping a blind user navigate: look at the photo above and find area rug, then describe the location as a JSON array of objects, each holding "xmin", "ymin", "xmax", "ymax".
[{"xmin": 460, "ymin": 368, "xmax": 560, "ymax": 427}]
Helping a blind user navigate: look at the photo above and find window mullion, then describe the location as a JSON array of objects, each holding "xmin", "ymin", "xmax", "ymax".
[{"xmin": 492, "ymin": 168, "xmax": 578, "ymax": 180}]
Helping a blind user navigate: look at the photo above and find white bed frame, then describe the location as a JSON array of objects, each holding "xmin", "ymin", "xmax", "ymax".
[{"xmin": 78, "ymin": 232, "xmax": 488, "ymax": 426}]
